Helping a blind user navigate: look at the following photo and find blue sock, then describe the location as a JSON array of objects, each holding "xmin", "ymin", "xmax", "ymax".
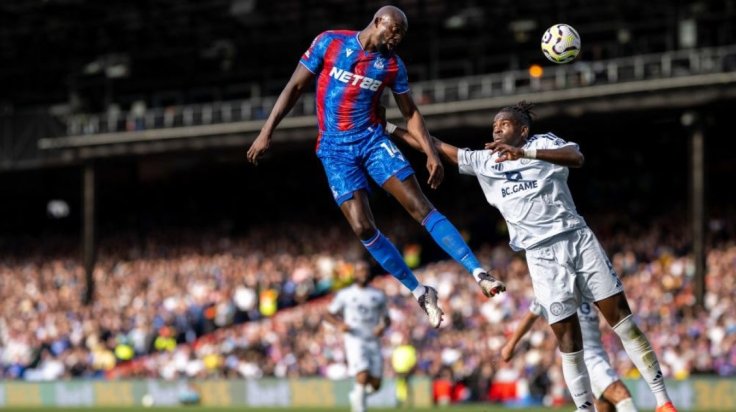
[
  {"xmin": 423, "ymin": 209, "xmax": 482, "ymax": 275},
  {"xmin": 361, "ymin": 231, "xmax": 420, "ymax": 291}
]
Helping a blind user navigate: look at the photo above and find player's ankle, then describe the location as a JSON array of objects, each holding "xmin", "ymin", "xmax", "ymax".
[
  {"xmin": 411, "ymin": 284, "xmax": 426, "ymax": 299},
  {"xmin": 472, "ymin": 268, "xmax": 486, "ymax": 282}
]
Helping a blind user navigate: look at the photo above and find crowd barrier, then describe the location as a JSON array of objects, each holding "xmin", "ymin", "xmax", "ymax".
[
  {"xmin": 0, "ymin": 377, "xmax": 431, "ymax": 408},
  {"xmin": 0, "ymin": 377, "xmax": 733, "ymax": 409}
]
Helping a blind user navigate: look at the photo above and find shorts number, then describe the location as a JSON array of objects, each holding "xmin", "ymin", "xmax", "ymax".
[{"xmin": 380, "ymin": 142, "xmax": 404, "ymax": 160}]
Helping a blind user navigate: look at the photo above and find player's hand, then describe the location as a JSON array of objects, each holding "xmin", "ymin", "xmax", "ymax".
[
  {"xmin": 485, "ymin": 142, "xmax": 524, "ymax": 163},
  {"xmin": 373, "ymin": 325, "xmax": 386, "ymax": 337},
  {"xmin": 339, "ymin": 323, "xmax": 352, "ymax": 333},
  {"xmin": 426, "ymin": 154, "xmax": 444, "ymax": 189},
  {"xmin": 500, "ymin": 342, "xmax": 516, "ymax": 362},
  {"xmin": 247, "ymin": 132, "xmax": 271, "ymax": 165}
]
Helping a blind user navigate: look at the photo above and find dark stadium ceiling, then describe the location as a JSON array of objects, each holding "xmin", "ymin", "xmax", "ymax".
[
  {"xmin": 0, "ymin": 0, "xmax": 404, "ymax": 108},
  {"xmin": 0, "ymin": 0, "xmax": 733, "ymax": 110}
]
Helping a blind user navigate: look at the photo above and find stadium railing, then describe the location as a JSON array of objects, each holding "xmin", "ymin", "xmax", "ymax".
[{"xmin": 41, "ymin": 44, "xmax": 736, "ymax": 148}]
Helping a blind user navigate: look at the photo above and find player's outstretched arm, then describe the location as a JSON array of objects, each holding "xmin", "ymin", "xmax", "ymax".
[
  {"xmin": 387, "ymin": 122, "xmax": 460, "ymax": 167},
  {"xmin": 393, "ymin": 93, "xmax": 444, "ymax": 189},
  {"xmin": 500, "ymin": 310, "xmax": 540, "ymax": 362},
  {"xmin": 247, "ymin": 64, "xmax": 315, "ymax": 165},
  {"xmin": 485, "ymin": 142, "xmax": 584, "ymax": 168}
]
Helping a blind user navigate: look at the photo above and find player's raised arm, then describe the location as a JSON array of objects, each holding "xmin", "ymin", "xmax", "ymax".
[
  {"xmin": 386, "ymin": 122, "xmax": 460, "ymax": 167},
  {"xmin": 393, "ymin": 92, "xmax": 444, "ymax": 189},
  {"xmin": 247, "ymin": 64, "xmax": 315, "ymax": 165},
  {"xmin": 485, "ymin": 141, "xmax": 584, "ymax": 168},
  {"xmin": 500, "ymin": 310, "xmax": 541, "ymax": 362}
]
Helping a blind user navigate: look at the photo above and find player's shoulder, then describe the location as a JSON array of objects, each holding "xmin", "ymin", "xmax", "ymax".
[
  {"xmin": 526, "ymin": 132, "xmax": 562, "ymax": 143},
  {"xmin": 334, "ymin": 285, "xmax": 354, "ymax": 298},
  {"xmin": 320, "ymin": 30, "xmax": 357, "ymax": 41},
  {"xmin": 365, "ymin": 286, "xmax": 387, "ymax": 298},
  {"xmin": 390, "ymin": 53, "xmax": 405, "ymax": 64},
  {"xmin": 460, "ymin": 147, "xmax": 494, "ymax": 163},
  {"xmin": 526, "ymin": 132, "xmax": 569, "ymax": 147}
]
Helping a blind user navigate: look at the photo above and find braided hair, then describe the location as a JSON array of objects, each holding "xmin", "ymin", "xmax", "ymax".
[{"xmin": 499, "ymin": 101, "xmax": 535, "ymax": 129}]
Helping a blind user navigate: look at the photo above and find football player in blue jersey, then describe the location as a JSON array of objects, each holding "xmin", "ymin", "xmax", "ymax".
[{"xmin": 247, "ymin": 6, "xmax": 505, "ymax": 328}]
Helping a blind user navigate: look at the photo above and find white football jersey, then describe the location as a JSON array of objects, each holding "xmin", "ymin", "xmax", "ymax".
[
  {"xmin": 458, "ymin": 133, "xmax": 587, "ymax": 251},
  {"xmin": 328, "ymin": 284, "xmax": 388, "ymax": 341}
]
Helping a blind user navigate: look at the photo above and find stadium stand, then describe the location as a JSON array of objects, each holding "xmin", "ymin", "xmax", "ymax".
[{"xmin": 2, "ymin": 1, "xmax": 736, "ymax": 409}]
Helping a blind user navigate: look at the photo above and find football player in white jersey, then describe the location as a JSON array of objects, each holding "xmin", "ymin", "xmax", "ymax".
[
  {"xmin": 501, "ymin": 300, "xmax": 638, "ymax": 412},
  {"xmin": 325, "ymin": 261, "xmax": 391, "ymax": 412},
  {"xmin": 385, "ymin": 101, "xmax": 676, "ymax": 412}
]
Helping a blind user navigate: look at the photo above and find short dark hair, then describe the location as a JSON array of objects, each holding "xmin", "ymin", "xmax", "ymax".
[{"xmin": 499, "ymin": 101, "xmax": 535, "ymax": 128}]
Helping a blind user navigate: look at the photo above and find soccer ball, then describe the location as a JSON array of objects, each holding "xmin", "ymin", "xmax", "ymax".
[
  {"xmin": 541, "ymin": 24, "xmax": 581, "ymax": 64},
  {"xmin": 141, "ymin": 394, "xmax": 155, "ymax": 407}
]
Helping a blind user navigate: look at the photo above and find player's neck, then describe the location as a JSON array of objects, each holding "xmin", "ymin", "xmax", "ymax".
[{"xmin": 357, "ymin": 29, "xmax": 378, "ymax": 52}]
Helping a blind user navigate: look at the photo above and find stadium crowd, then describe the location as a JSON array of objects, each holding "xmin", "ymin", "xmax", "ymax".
[{"xmin": 1, "ymin": 213, "xmax": 734, "ymax": 404}]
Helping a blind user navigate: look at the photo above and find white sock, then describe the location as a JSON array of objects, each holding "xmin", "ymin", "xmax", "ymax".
[
  {"xmin": 612, "ymin": 315, "xmax": 670, "ymax": 407},
  {"xmin": 616, "ymin": 397, "xmax": 639, "ymax": 412},
  {"xmin": 411, "ymin": 284, "xmax": 426, "ymax": 299},
  {"xmin": 353, "ymin": 383, "xmax": 366, "ymax": 412},
  {"xmin": 472, "ymin": 268, "xmax": 485, "ymax": 282},
  {"xmin": 560, "ymin": 350, "xmax": 595, "ymax": 411},
  {"xmin": 365, "ymin": 385, "xmax": 376, "ymax": 395}
]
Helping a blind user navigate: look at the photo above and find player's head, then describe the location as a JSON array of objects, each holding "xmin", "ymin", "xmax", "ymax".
[
  {"xmin": 492, "ymin": 101, "xmax": 535, "ymax": 146},
  {"xmin": 369, "ymin": 6, "xmax": 408, "ymax": 53},
  {"xmin": 354, "ymin": 261, "xmax": 372, "ymax": 287}
]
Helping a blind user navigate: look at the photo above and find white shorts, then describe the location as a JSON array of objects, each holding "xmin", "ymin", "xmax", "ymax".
[
  {"xmin": 585, "ymin": 349, "xmax": 619, "ymax": 399},
  {"xmin": 526, "ymin": 227, "xmax": 624, "ymax": 324},
  {"xmin": 345, "ymin": 336, "xmax": 383, "ymax": 378}
]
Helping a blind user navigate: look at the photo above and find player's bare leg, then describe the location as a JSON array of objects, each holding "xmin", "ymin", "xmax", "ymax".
[
  {"xmin": 594, "ymin": 397, "xmax": 616, "ymax": 412},
  {"xmin": 595, "ymin": 292, "xmax": 675, "ymax": 411},
  {"xmin": 600, "ymin": 380, "xmax": 638, "ymax": 412},
  {"xmin": 381, "ymin": 175, "xmax": 506, "ymax": 297},
  {"xmin": 548, "ymin": 314, "xmax": 595, "ymax": 411},
  {"xmin": 366, "ymin": 376, "xmax": 381, "ymax": 394},
  {"xmin": 339, "ymin": 190, "xmax": 443, "ymax": 327}
]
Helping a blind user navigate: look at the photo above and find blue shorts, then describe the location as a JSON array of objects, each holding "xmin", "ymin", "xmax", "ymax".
[{"xmin": 316, "ymin": 124, "xmax": 414, "ymax": 205}]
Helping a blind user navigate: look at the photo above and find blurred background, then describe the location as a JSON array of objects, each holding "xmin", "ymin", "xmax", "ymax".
[{"xmin": 1, "ymin": 0, "xmax": 735, "ymax": 410}]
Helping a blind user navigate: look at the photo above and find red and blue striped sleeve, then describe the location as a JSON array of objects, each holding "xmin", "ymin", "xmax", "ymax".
[
  {"xmin": 300, "ymin": 32, "xmax": 333, "ymax": 74},
  {"xmin": 390, "ymin": 55, "xmax": 410, "ymax": 94}
]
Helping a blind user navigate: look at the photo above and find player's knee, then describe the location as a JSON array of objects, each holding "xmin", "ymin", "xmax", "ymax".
[
  {"xmin": 551, "ymin": 318, "xmax": 583, "ymax": 353},
  {"xmin": 609, "ymin": 381, "xmax": 632, "ymax": 402},
  {"xmin": 595, "ymin": 398, "xmax": 616, "ymax": 412},
  {"xmin": 598, "ymin": 293, "xmax": 632, "ymax": 326},
  {"xmin": 352, "ymin": 221, "xmax": 377, "ymax": 240},
  {"xmin": 558, "ymin": 338, "xmax": 582, "ymax": 353},
  {"xmin": 409, "ymin": 202, "xmax": 433, "ymax": 223},
  {"xmin": 371, "ymin": 379, "xmax": 382, "ymax": 391}
]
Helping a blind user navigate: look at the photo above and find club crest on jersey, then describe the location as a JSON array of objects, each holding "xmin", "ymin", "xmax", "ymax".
[
  {"xmin": 374, "ymin": 57, "xmax": 384, "ymax": 69},
  {"xmin": 550, "ymin": 302, "xmax": 565, "ymax": 316}
]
